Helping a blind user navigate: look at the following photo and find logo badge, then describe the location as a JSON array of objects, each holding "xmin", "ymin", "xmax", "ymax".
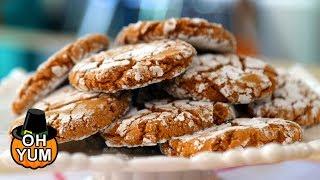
[{"xmin": 10, "ymin": 109, "xmax": 58, "ymax": 169}]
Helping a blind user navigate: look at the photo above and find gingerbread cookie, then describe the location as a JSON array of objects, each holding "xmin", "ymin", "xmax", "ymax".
[
  {"xmin": 161, "ymin": 118, "xmax": 302, "ymax": 157},
  {"xmin": 249, "ymin": 70, "xmax": 320, "ymax": 127},
  {"xmin": 69, "ymin": 39, "xmax": 196, "ymax": 93},
  {"xmin": 164, "ymin": 54, "xmax": 277, "ymax": 104},
  {"xmin": 115, "ymin": 17, "xmax": 236, "ymax": 53},
  {"xmin": 101, "ymin": 99, "xmax": 235, "ymax": 147},
  {"xmin": 12, "ymin": 34, "xmax": 109, "ymax": 115},
  {"xmin": 10, "ymin": 86, "xmax": 131, "ymax": 143}
]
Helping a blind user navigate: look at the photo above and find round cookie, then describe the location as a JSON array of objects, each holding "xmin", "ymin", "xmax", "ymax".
[
  {"xmin": 115, "ymin": 17, "xmax": 236, "ymax": 53},
  {"xmin": 9, "ymin": 86, "xmax": 131, "ymax": 143},
  {"xmin": 12, "ymin": 34, "xmax": 109, "ymax": 115},
  {"xmin": 164, "ymin": 54, "xmax": 277, "ymax": 104},
  {"xmin": 249, "ymin": 70, "xmax": 320, "ymax": 127},
  {"xmin": 101, "ymin": 99, "xmax": 236, "ymax": 147},
  {"xmin": 69, "ymin": 39, "xmax": 196, "ymax": 93},
  {"xmin": 161, "ymin": 118, "xmax": 302, "ymax": 157}
]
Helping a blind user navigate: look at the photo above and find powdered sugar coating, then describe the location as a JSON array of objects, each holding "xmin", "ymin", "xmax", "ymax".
[
  {"xmin": 115, "ymin": 17, "xmax": 236, "ymax": 53},
  {"xmin": 51, "ymin": 65, "xmax": 69, "ymax": 77},
  {"xmin": 165, "ymin": 54, "xmax": 277, "ymax": 104},
  {"xmin": 162, "ymin": 118, "xmax": 302, "ymax": 157},
  {"xmin": 69, "ymin": 39, "xmax": 196, "ymax": 93},
  {"xmin": 101, "ymin": 99, "xmax": 235, "ymax": 147},
  {"xmin": 172, "ymin": 118, "xmax": 298, "ymax": 141},
  {"xmin": 33, "ymin": 86, "xmax": 100, "ymax": 111},
  {"xmin": 11, "ymin": 86, "xmax": 131, "ymax": 143},
  {"xmin": 250, "ymin": 70, "xmax": 320, "ymax": 127},
  {"xmin": 163, "ymin": 18, "xmax": 177, "ymax": 34}
]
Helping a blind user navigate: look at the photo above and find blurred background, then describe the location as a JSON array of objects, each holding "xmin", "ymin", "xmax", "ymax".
[{"xmin": 0, "ymin": 0, "xmax": 320, "ymax": 79}]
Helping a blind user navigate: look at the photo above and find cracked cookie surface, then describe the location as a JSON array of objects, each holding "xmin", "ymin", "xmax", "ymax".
[
  {"xmin": 10, "ymin": 86, "xmax": 131, "ymax": 143},
  {"xmin": 115, "ymin": 17, "xmax": 236, "ymax": 53},
  {"xmin": 12, "ymin": 34, "xmax": 109, "ymax": 115},
  {"xmin": 69, "ymin": 39, "xmax": 196, "ymax": 93},
  {"xmin": 249, "ymin": 70, "xmax": 320, "ymax": 127},
  {"xmin": 164, "ymin": 54, "xmax": 277, "ymax": 104},
  {"xmin": 101, "ymin": 99, "xmax": 235, "ymax": 147},
  {"xmin": 161, "ymin": 118, "xmax": 302, "ymax": 157}
]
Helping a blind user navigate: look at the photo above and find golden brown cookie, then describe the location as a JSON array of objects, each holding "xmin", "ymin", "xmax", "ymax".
[
  {"xmin": 101, "ymin": 99, "xmax": 235, "ymax": 147},
  {"xmin": 161, "ymin": 118, "xmax": 302, "ymax": 157},
  {"xmin": 164, "ymin": 54, "xmax": 277, "ymax": 104},
  {"xmin": 69, "ymin": 39, "xmax": 196, "ymax": 93},
  {"xmin": 249, "ymin": 70, "xmax": 320, "ymax": 127},
  {"xmin": 12, "ymin": 34, "xmax": 109, "ymax": 115},
  {"xmin": 115, "ymin": 17, "xmax": 236, "ymax": 53},
  {"xmin": 9, "ymin": 86, "xmax": 131, "ymax": 143}
]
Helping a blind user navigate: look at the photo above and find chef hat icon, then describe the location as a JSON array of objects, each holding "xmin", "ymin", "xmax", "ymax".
[{"xmin": 12, "ymin": 109, "xmax": 57, "ymax": 140}]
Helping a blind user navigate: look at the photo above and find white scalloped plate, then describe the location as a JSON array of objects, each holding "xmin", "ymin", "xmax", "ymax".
[{"xmin": 1, "ymin": 65, "xmax": 320, "ymax": 173}]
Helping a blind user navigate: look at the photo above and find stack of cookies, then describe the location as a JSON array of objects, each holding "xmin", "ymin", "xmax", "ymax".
[{"xmin": 12, "ymin": 17, "xmax": 320, "ymax": 158}]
